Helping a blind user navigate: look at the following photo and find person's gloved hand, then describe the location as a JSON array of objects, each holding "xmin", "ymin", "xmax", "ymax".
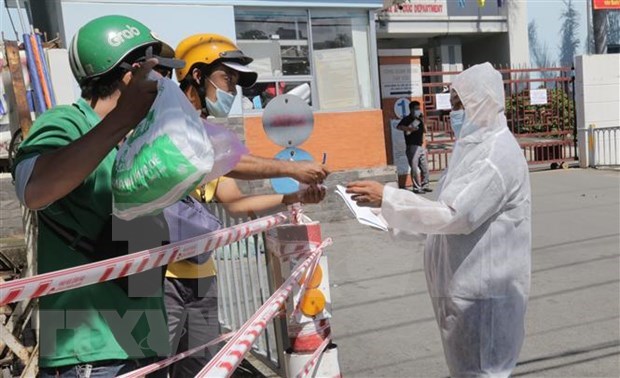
[{"xmin": 290, "ymin": 161, "xmax": 330, "ymax": 185}]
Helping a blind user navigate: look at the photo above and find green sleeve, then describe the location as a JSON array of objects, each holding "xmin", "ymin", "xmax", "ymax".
[{"xmin": 14, "ymin": 106, "xmax": 85, "ymax": 169}]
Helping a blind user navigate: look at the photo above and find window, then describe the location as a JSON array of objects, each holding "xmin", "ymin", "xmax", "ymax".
[
  {"xmin": 236, "ymin": 10, "xmax": 312, "ymax": 110},
  {"xmin": 235, "ymin": 8, "xmax": 375, "ymax": 112},
  {"xmin": 311, "ymin": 11, "xmax": 373, "ymax": 110}
]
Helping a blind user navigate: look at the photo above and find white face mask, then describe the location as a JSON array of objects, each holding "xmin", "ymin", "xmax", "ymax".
[
  {"xmin": 413, "ymin": 110, "xmax": 422, "ymax": 117},
  {"xmin": 205, "ymin": 80, "xmax": 235, "ymax": 117},
  {"xmin": 449, "ymin": 109, "xmax": 465, "ymax": 138}
]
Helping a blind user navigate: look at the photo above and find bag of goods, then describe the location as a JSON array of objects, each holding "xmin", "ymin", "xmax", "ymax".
[{"xmin": 112, "ymin": 76, "xmax": 214, "ymax": 220}]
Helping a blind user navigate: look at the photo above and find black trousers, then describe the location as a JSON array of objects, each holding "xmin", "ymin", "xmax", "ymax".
[
  {"xmin": 164, "ymin": 276, "xmax": 220, "ymax": 378},
  {"xmin": 405, "ymin": 144, "xmax": 430, "ymax": 189}
]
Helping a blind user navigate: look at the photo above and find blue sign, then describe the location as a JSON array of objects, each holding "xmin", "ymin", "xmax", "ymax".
[{"xmin": 393, "ymin": 97, "xmax": 411, "ymax": 119}]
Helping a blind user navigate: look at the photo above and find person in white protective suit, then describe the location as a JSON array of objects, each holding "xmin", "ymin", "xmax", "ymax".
[{"xmin": 347, "ymin": 62, "xmax": 531, "ymax": 378}]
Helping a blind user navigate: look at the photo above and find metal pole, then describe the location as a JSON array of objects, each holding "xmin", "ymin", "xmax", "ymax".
[
  {"xmin": 4, "ymin": 3, "xmax": 20, "ymax": 41},
  {"xmin": 571, "ymin": 69, "xmax": 578, "ymax": 161},
  {"xmin": 587, "ymin": 0, "xmax": 594, "ymax": 53},
  {"xmin": 13, "ymin": 0, "xmax": 27, "ymax": 36}
]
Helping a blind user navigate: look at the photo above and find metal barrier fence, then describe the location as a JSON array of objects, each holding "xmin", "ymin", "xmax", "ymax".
[
  {"xmin": 421, "ymin": 66, "xmax": 578, "ymax": 171},
  {"xmin": 591, "ymin": 126, "xmax": 620, "ymax": 167},
  {"xmin": 205, "ymin": 203, "xmax": 284, "ymax": 375}
]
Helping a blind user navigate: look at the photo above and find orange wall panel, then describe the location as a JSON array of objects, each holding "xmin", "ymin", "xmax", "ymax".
[{"xmin": 243, "ymin": 109, "xmax": 387, "ymax": 171}]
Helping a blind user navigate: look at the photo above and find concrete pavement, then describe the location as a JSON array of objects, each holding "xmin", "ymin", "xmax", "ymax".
[{"xmin": 323, "ymin": 168, "xmax": 620, "ymax": 377}]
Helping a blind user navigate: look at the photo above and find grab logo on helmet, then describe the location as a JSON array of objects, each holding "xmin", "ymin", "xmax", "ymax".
[{"xmin": 108, "ymin": 25, "xmax": 141, "ymax": 47}]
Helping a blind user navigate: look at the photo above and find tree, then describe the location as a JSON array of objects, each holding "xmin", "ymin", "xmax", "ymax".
[
  {"xmin": 558, "ymin": 0, "xmax": 580, "ymax": 66},
  {"xmin": 528, "ymin": 20, "xmax": 554, "ymax": 69}
]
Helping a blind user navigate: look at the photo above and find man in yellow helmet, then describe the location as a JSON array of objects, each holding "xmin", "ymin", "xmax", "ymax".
[
  {"xmin": 158, "ymin": 35, "xmax": 327, "ymax": 377},
  {"xmin": 175, "ymin": 33, "xmax": 255, "ymax": 118},
  {"xmin": 175, "ymin": 34, "xmax": 327, "ymax": 182}
]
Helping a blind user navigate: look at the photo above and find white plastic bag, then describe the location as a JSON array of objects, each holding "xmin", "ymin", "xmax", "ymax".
[{"xmin": 112, "ymin": 76, "xmax": 215, "ymax": 220}]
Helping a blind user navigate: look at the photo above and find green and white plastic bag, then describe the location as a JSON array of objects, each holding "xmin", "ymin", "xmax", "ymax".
[{"xmin": 112, "ymin": 76, "xmax": 214, "ymax": 220}]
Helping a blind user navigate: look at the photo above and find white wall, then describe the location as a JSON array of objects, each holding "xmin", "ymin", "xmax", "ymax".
[
  {"xmin": 575, "ymin": 54, "xmax": 620, "ymax": 167},
  {"xmin": 504, "ymin": 0, "xmax": 529, "ymax": 67}
]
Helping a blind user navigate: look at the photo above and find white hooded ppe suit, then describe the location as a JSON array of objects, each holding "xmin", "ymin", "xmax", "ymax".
[{"xmin": 380, "ymin": 63, "xmax": 531, "ymax": 378}]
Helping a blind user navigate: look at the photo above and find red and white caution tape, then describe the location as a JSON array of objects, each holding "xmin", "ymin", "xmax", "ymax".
[
  {"xmin": 0, "ymin": 212, "xmax": 289, "ymax": 306},
  {"xmin": 296, "ymin": 336, "xmax": 332, "ymax": 378},
  {"xmin": 289, "ymin": 203, "xmax": 303, "ymax": 225},
  {"xmin": 117, "ymin": 332, "xmax": 235, "ymax": 378},
  {"xmin": 195, "ymin": 238, "xmax": 333, "ymax": 378}
]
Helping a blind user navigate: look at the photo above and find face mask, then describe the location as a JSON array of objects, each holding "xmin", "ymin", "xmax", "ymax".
[
  {"xmin": 450, "ymin": 109, "xmax": 465, "ymax": 138},
  {"xmin": 413, "ymin": 110, "xmax": 422, "ymax": 117},
  {"xmin": 205, "ymin": 80, "xmax": 235, "ymax": 117}
]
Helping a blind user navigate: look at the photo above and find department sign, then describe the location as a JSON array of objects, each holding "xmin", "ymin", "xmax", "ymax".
[{"xmin": 384, "ymin": 0, "xmax": 448, "ymax": 17}]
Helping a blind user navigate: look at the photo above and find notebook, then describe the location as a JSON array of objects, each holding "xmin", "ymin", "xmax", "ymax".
[{"xmin": 335, "ymin": 185, "xmax": 388, "ymax": 232}]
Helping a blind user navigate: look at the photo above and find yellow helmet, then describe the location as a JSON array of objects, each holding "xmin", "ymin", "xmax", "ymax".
[{"xmin": 175, "ymin": 33, "xmax": 256, "ymax": 87}]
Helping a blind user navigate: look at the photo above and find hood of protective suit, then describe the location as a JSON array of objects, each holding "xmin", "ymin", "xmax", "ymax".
[{"xmin": 451, "ymin": 62, "xmax": 506, "ymax": 143}]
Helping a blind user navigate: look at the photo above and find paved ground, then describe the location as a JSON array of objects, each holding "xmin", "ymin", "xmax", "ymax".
[
  {"xmin": 1, "ymin": 168, "xmax": 618, "ymax": 377},
  {"xmin": 323, "ymin": 168, "xmax": 620, "ymax": 378}
]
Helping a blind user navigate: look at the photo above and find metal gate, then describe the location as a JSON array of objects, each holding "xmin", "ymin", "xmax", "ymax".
[
  {"xmin": 421, "ymin": 66, "xmax": 578, "ymax": 172},
  {"xmin": 205, "ymin": 203, "xmax": 285, "ymax": 376}
]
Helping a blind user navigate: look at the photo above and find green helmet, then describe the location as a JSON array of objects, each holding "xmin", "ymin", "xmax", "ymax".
[{"xmin": 68, "ymin": 15, "xmax": 162, "ymax": 83}]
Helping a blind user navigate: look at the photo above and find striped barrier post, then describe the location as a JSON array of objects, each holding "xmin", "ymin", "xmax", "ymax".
[
  {"xmin": 195, "ymin": 239, "xmax": 332, "ymax": 378},
  {"xmin": 265, "ymin": 218, "xmax": 342, "ymax": 378}
]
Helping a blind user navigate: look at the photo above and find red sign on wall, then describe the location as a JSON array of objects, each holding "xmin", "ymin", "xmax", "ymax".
[
  {"xmin": 593, "ymin": 0, "xmax": 620, "ymax": 10},
  {"xmin": 385, "ymin": 0, "xmax": 448, "ymax": 17}
]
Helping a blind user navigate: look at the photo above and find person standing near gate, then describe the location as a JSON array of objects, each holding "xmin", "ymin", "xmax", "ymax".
[
  {"xmin": 396, "ymin": 101, "xmax": 431, "ymax": 193},
  {"xmin": 346, "ymin": 62, "xmax": 531, "ymax": 378}
]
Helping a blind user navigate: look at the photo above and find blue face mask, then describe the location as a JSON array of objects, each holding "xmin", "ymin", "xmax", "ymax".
[
  {"xmin": 206, "ymin": 80, "xmax": 235, "ymax": 117},
  {"xmin": 449, "ymin": 109, "xmax": 465, "ymax": 138}
]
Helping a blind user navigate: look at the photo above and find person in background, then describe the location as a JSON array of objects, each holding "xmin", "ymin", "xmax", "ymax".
[
  {"xmin": 346, "ymin": 63, "xmax": 531, "ymax": 378},
  {"xmin": 12, "ymin": 16, "xmax": 180, "ymax": 377},
  {"xmin": 397, "ymin": 100, "xmax": 431, "ymax": 193},
  {"xmin": 156, "ymin": 38, "xmax": 326, "ymax": 377}
]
